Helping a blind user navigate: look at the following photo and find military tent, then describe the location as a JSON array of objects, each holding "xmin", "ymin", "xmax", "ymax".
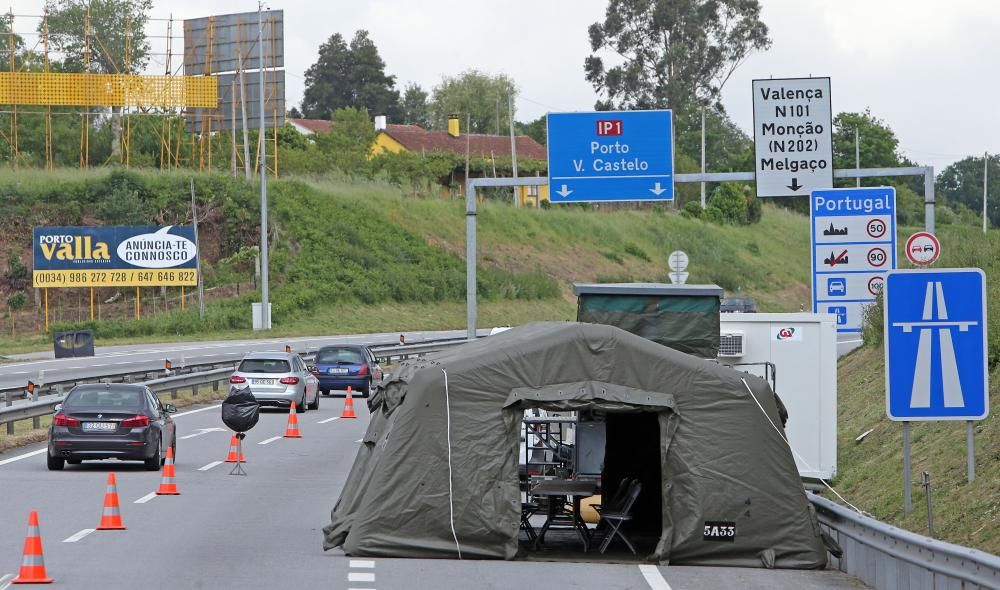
[{"xmin": 323, "ymin": 322, "xmax": 828, "ymax": 568}]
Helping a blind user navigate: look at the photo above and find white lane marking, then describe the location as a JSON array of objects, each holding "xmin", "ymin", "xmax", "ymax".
[
  {"xmin": 318, "ymin": 416, "xmax": 341, "ymax": 424},
  {"xmin": 63, "ymin": 528, "xmax": 96, "ymax": 543},
  {"xmin": 172, "ymin": 404, "xmax": 222, "ymax": 418},
  {"xmin": 180, "ymin": 427, "xmax": 227, "ymax": 439},
  {"xmin": 0, "ymin": 573, "xmax": 14, "ymax": 589},
  {"xmin": 638, "ymin": 565, "xmax": 672, "ymax": 590},
  {"xmin": 0, "ymin": 448, "xmax": 47, "ymax": 467},
  {"xmin": 258, "ymin": 436, "xmax": 282, "ymax": 445},
  {"xmin": 134, "ymin": 492, "xmax": 158, "ymax": 504},
  {"xmin": 350, "ymin": 560, "xmax": 375, "ymax": 568},
  {"xmin": 347, "ymin": 572, "xmax": 375, "ymax": 582},
  {"xmin": 198, "ymin": 460, "xmax": 224, "ymax": 471}
]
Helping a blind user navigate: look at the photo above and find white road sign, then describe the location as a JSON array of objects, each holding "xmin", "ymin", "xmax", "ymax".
[
  {"xmin": 669, "ymin": 271, "xmax": 689, "ymax": 285},
  {"xmin": 668, "ymin": 250, "xmax": 689, "ymax": 272},
  {"xmin": 752, "ymin": 77, "xmax": 833, "ymax": 197}
]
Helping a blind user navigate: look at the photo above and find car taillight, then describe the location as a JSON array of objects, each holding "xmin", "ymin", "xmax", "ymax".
[
  {"xmin": 52, "ymin": 414, "xmax": 80, "ymax": 427},
  {"xmin": 230, "ymin": 375, "xmax": 247, "ymax": 384},
  {"xmin": 357, "ymin": 364, "xmax": 369, "ymax": 376},
  {"xmin": 279, "ymin": 376, "xmax": 299, "ymax": 385},
  {"xmin": 120, "ymin": 415, "xmax": 150, "ymax": 428}
]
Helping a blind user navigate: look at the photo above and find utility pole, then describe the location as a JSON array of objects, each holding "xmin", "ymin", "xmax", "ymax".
[
  {"xmin": 700, "ymin": 108, "xmax": 706, "ymax": 209},
  {"xmin": 190, "ymin": 178, "xmax": 205, "ymax": 319},
  {"xmin": 855, "ymin": 127, "xmax": 860, "ymax": 187},
  {"xmin": 984, "ymin": 152, "xmax": 989, "ymax": 234},
  {"xmin": 257, "ymin": 4, "xmax": 270, "ymax": 330},
  {"xmin": 508, "ymin": 93, "xmax": 519, "ymax": 207}
]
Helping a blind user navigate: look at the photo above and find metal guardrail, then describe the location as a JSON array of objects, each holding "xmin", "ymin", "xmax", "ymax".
[
  {"xmin": 0, "ymin": 338, "xmax": 472, "ymax": 434},
  {"xmin": 808, "ymin": 492, "xmax": 1000, "ymax": 589}
]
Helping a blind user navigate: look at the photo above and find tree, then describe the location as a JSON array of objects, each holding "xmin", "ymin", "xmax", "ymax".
[
  {"xmin": 301, "ymin": 30, "xmax": 401, "ymax": 121},
  {"xmin": 429, "ymin": 70, "xmax": 517, "ymax": 133},
  {"xmin": 832, "ymin": 109, "xmax": 922, "ymax": 192},
  {"xmin": 44, "ymin": 0, "xmax": 153, "ymax": 158},
  {"xmin": 313, "ymin": 107, "xmax": 377, "ymax": 174},
  {"xmin": 584, "ymin": 0, "xmax": 770, "ymax": 115},
  {"xmin": 937, "ymin": 155, "xmax": 1000, "ymax": 227},
  {"xmin": 400, "ymin": 83, "xmax": 430, "ymax": 128},
  {"xmin": 516, "ymin": 116, "xmax": 546, "ymax": 146}
]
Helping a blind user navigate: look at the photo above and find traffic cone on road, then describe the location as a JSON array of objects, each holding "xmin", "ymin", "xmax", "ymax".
[
  {"xmin": 11, "ymin": 510, "xmax": 53, "ymax": 584},
  {"xmin": 224, "ymin": 434, "xmax": 246, "ymax": 462},
  {"xmin": 284, "ymin": 403, "xmax": 302, "ymax": 438},
  {"xmin": 155, "ymin": 447, "xmax": 180, "ymax": 495},
  {"xmin": 96, "ymin": 472, "xmax": 127, "ymax": 530},
  {"xmin": 340, "ymin": 387, "xmax": 357, "ymax": 419}
]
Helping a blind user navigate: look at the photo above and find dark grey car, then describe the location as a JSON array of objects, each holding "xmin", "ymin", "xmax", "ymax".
[{"xmin": 47, "ymin": 383, "xmax": 177, "ymax": 471}]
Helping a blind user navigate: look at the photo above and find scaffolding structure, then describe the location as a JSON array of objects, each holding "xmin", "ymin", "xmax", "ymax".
[{"xmin": 0, "ymin": 8, "xmax": 283, "ymax": 175}]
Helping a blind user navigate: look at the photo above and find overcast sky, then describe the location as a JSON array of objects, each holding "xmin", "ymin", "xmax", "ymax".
[{"xmin": 11, "ymin": 0, "xmax": 998, "ymax": 169}]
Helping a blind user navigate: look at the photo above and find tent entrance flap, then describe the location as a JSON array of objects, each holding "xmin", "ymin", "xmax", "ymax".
[{"xmin": 604, "ymin": 412, "xmax": 662, "ymax": 536}]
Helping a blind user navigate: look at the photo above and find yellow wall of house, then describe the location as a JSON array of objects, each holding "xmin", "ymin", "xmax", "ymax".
[
  {"xmin": 518, "ymin": 183, "xmax": 550, "ymax": 208},
  {"xmin": 370, "ymin": 132, "xmax": 405, "ymax": 157}
]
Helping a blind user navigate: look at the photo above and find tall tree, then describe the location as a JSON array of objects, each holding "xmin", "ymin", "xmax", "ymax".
[
  {"xmin": 584, "ymin": 0, "xmax": 770, "ymax": 115},
  {"xmin": 832, "ymin": 109, "xmax": 922, "ymax": 192},
  {"xmin": 301, "ymin": 30, "xmax": 401, "ymax": 121},
  {"xmin": 400, "ymin": 83, "xmax": 430, "ymax": 128},
  {"xmin": 429, "ymin": 70, "xmax": 517, "ymax": 133},
  {"xmin": 937, "ymin": 155, "xmax": 1000, "ymax": 227},
  {"xmin": 515, "ymin": 116, "xmax": 546, "ymax": 146},
  {"xmin": 44, "ymin": 0, "xmax": 153, "ymax": 159}
]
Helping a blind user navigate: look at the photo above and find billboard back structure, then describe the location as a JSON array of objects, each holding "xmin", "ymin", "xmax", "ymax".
[
  {"xmin": 33, "ymin": 226, "xmax": 199, "ymax": 288},
  {"xmin": 183, "ymin": 11, "xmax": 285, "ymax": 75}
]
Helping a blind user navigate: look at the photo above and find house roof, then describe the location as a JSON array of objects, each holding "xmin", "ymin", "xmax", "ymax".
[
  {"xmin": 382, "ymin": 124, "xmax": 547, "ymax": 160},
  {"xmin": 289, "ymin": 118, "xmax": 333, "ymax": 134},
  {"xmin": 287, "ymin": 118, "xmax": 547, "ymax": 161}
]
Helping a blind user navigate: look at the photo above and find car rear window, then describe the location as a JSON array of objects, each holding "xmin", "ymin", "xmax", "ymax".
[
  {"xmin": 316, "ymin": 348, "xmax": 364, "ymax": 364},
  {"xmin": 65, "ymin": 389, "xmax": 144, "ymax": 409},
  {"xmin": 238, "ymin": 359, "xmax": 291, "ymax": 373}
]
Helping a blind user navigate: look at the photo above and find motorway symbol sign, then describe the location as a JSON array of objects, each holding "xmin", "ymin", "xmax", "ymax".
[
  {"xmin": 668, "ymin": 250, "xmax": 689, "ymax": 272},
  {"xmin": 885, "ymin": 269, "xmax": 988, "ymax": 421},
  {"xmin": 905, "ymin": 232, "xmax": 941, "ymax": 266},
  {"xmin": 546, "ymin": 110, "xmax": 674, "ymax": 202},
  {"xmin": 752, "ymin": 77, "xmax": 833, "ymax": 197},
  {"xmin": 811, "ymin": 187, "xmax": 897, "ymax": 334}
]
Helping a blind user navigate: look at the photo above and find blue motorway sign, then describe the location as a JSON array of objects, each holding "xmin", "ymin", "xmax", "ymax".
[
  {"xmin": 810, "ymin": 187, "xmax": 897, "ymax": 333},
  {"xmin": 885, "ymin": 269, "xmax": 988, "ymax": 421},
  {"xmin": 546, "ymin": 110, "xmax": 673, "ymax": 202}
]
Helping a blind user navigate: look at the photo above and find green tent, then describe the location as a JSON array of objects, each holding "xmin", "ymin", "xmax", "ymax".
[{"xmin": 324, "ymin": 322, "xmax": 828, "ymax": 568}]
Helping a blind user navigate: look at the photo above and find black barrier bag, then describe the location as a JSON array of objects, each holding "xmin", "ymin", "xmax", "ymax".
[{"xmin": 221, "ymin": 386, "xmax": 260, "ymax": 433}]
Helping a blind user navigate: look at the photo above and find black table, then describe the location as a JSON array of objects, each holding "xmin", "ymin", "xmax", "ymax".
[{"xmin": 531, "ymin": 479, "xmax": 599, "ymax": 551}]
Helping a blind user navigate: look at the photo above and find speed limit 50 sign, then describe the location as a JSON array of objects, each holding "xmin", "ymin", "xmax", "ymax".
[{"xmin": 810, "ymin": 187, "xmax": 897, "ymax": 333}]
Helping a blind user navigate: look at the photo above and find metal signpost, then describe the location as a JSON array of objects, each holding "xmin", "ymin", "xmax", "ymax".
[
  {"xmin": 885, "ymin": 269, "xmax": 988, "ymax": 513},
  {"xmin": 810, "ymin": 187, "xmax": 897, "ymax": 334},
  {"xmin": 752, "ymin": 77, "xmax": 833, "ymax": 197},
  {"xmin": 546, "ymin": 110, "xmax": 674, "ymax": 202}
]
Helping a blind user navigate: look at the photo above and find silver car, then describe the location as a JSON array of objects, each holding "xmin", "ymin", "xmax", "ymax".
[{"xmin": 229, "ymin": 352, "xmax": 319, "ymax": 413}]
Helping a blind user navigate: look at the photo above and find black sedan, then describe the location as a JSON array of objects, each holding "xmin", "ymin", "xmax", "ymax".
[{"xmin": 47, "ymin": 383, "xmax": 177, "ymax": 471}]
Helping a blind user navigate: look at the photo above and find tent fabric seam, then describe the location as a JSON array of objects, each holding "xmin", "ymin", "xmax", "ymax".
[{"xmin": 442, "ymin": 368, "xmax": 463, "ymax": 559}]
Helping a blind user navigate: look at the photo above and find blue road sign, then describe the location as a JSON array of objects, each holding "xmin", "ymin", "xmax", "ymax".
[
  {"xmin": 810, "ymin": 187, "xmax": 897, "ymax": 333},
  {"xmin": 546, "ymin": 110, "xmax": 673, "ymax": 202},
  {"xmin": 885, "ymin": 269, "xmax": 989, "ymax": 421}
]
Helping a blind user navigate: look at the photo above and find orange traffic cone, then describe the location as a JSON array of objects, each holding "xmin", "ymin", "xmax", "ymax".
[
  {"xmin": 155, "ymin": 447, "xmax": 180, "ymax": 495},
  {"xmin": 224, "ymin": 434, "xmax": 246, "ymax": 462},
  {"xmin": 284, "ymin": 403, "xmax": 302, "ymax": 438},
  {"xmin": 340, "ymin": 386, "xmax": 357, "ymax": 419},
  {"xmin": 96, "ymin": 472, "xmax": 127, "ymax": 530},
  {"xmin": 11, "ymin": 510, "xmax": 53, "ymax": 584}
]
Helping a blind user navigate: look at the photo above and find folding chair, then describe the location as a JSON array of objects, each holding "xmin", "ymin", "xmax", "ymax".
[
  {"xmin": 590, "ymin": 477, "xmax": 632, "ymax": 533},
  {"xmin": 596, "ymin": 479, "xmax": 642, "ymax": 554},
  {"xmin": 520, "ymin": 501, "xmax": 540, "ymax": 544}
]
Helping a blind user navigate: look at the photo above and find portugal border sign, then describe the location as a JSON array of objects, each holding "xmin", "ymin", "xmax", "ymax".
[
  {"xmin": 33, "ymin": 226, "xmax": 198, "ymax": 288},
  {"xmin": 546, "ymin": 110, "xmax": 673, "ymax": 202},
  {"xmin": 752, "ymin": 77, "xmax": 833, "ymax": 197}
]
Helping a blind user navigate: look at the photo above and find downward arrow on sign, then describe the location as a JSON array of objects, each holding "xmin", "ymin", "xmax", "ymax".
[
  {"xmin": 649, "ymin": 182, "xmax": 667, "ymax": 196},
  {"xmin": 787, "ymin": 177, "xmax": 803, "ymax": 191},
  {"xmin": 556, "ymin": 184, "xmax": 573, "ymax": 197}
]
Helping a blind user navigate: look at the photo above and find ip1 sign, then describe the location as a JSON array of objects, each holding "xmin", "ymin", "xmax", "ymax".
[{"xmin": 905, "ymin": 232, "xmax": 940, "ymax": 266}]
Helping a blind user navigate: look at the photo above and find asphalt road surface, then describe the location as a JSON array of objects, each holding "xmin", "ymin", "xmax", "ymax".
[
  {"xmin": 0, "ymin": 329, "xmax": 482, "ymax": 392},
  {"xmin": 0, "ymin": 396, "xmax": 867, "ymax": 589}
]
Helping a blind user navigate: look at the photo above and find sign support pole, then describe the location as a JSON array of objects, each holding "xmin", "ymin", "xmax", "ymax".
[
  {"xmin": 967, "ymin": 421, "xmax": 976, "ymax": 482},
  {"xmin": 135, "ymin": 287, "xmax": 140, "ymax": 320},
  {"xmin": 90, "ymin": 287, "xmax": 94, "ymax": 321},
  {"xmin": 44, "ymin": 288, "xmax": 48, "ymax": 331},
  {"xmin": 257, "ymin": 5, "xmax": 270, "ymax": 331},
  {"xmin": 902, "ymin": 421, "xmax": 912, "ymax": 514}
]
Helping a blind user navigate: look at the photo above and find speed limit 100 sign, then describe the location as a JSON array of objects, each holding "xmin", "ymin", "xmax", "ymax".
[{"xmin": 905, "ymin": 232, "xmax": 940, "ymax": 266}]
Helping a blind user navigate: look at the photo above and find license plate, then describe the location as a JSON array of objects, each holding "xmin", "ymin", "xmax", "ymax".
[
  {"xmin": 252, "ymin": 378, "xmax": 276, "ymax": 385},
  {"xmin": 82, "ymin": 422, "xmax": 116, "ymax": 431},
  {"xmin": 328, "ymin": 368, "xmax": 348, "ymax": 375}
]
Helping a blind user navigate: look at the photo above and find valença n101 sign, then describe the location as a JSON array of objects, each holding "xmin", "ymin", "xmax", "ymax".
[
  {"xmin": 752, "ymin": 77, "xmax": 833, "ymax": 198},
  {"xmin": 32, "ymin": 226, "xmax": 198, "ymax": 288}
]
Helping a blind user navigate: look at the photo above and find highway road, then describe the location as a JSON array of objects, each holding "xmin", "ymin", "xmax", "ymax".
[
  {"xmin": 0, "ymin": 396, "xmax": 867, "ymax": 589},
  {"xmin": 0, "ymin": 329, "xmax": 483, "ymax": 392}
]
